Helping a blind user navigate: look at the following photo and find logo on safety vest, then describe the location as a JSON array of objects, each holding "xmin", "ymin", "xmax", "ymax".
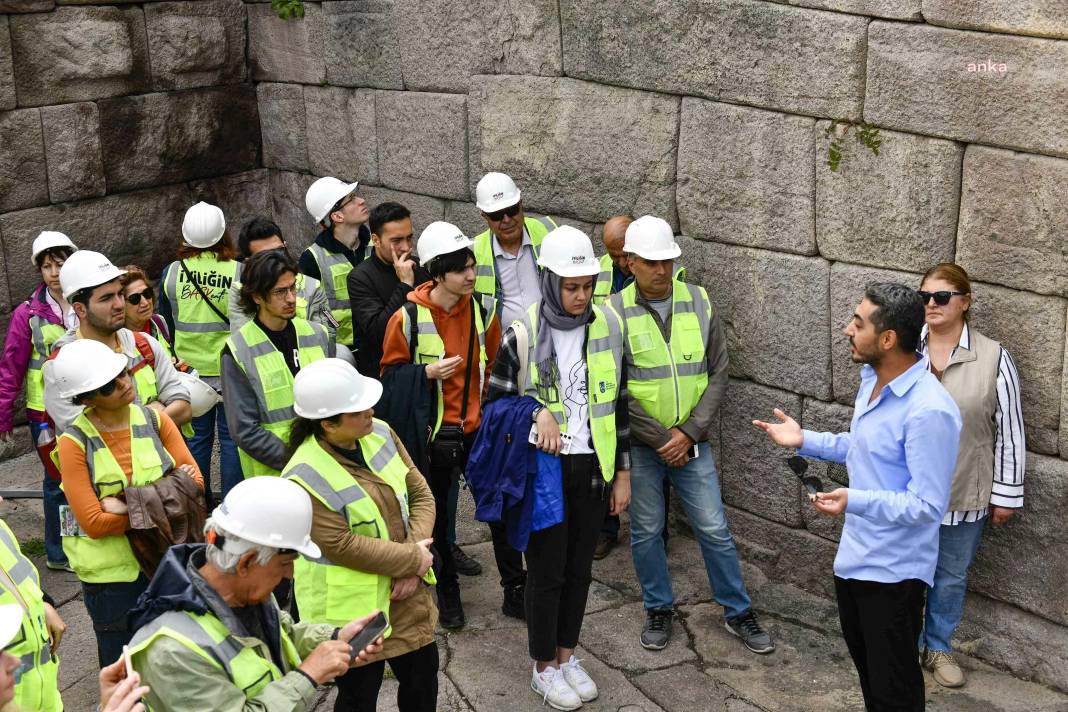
[{"xmin": 599, "ymin": 381, "xmax": 606, "ymax": 393}]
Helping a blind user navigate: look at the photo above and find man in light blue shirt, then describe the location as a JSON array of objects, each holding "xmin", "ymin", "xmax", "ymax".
[{"xmin": 754, "ymin": 283, "xmax": 961, "ymax": 712}]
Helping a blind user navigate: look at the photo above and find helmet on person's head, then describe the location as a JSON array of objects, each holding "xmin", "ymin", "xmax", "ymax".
[
  {"xmin": 59, "ymin": 250, "xmax": 126, "ymax": 300},
  {"xmin": 475, "ymin": 172, "xmax": 521, "ymax": 213},
  {"xmin": 51, "ymin": 339, "xmax": 128, "ymax": 400},
  {"xmin": 31, "ymin": 231, "xmax": 77, "ymax": 266},
  {"xmin": 293, "ymin": 358, "xmax": 382, "ymax": 419},
  {"xmin": 623, "ymin": 215, "xmax": 681, "ymax": 261},
  {"xmin": 417, "ymin": 221, "xmax": 474, "ymax": 265},
  {"xmin": 537, "ymin": 225, "xmax": 600, "ymax": 278},
  {"xmin": 305, "ymin": 176, "xmax": 359, "ymax": 224},
  {"xmin": 0, "ymin": 605, "xmax": 22, "ymax": 650},
  {"xmin": 182, "ymin": 202, "xmax": 226, "ymax": 249},
  {"xmin": 210, "ymin": 477, "xmax": 321, "ymax": 559}
]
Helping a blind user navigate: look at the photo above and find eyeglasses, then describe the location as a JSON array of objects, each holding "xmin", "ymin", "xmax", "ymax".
[
  {"xmin": 917, "ymin": 290, "xmax": 967, "ymax": 306},
  {"xmin": 269, "ymin": 285, "xmax": 298, "ymax": 299},
  {"xmin": 484, "ymin": 203, "xmax": 521, "ymax": 222},
  {"xmin": 125, "ymin": 287, "xmax": 154, "ymax": 305},
  {"xmin": 96, "ymin": 369, "xmax": 129, "ymax": 397},
  {"xmin": 331, "ymin": 192, "xmax": 359, "ymax": 214}
]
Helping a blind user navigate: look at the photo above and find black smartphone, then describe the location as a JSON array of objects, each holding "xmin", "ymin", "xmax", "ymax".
[
  {"xmin": 348, "ymin": 612, "xmax": 388, "ymax": 661},
  {"xmin": 786, "ymin": 456, "xmax": 824, "ymax": 501}
]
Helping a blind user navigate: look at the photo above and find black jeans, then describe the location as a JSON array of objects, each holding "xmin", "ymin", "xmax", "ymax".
[
  {"xmin": 525, "ymin": 453, "xmax": 608, "ymax": 661},
  {"xmin": 835, "ymin": 576, "xmax": 926, "ymax": 712},
  {"xmin": 334, "ymin": 642, "xmax": 439, "ymax": 712},
  {"xmin": 82, "ymin": 574, "xmax": 150, "ymax": 668}
]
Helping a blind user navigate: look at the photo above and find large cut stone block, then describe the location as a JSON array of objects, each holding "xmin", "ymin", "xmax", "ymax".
[
  {"xmin": 40, "ymin": 103, "xmax": 106, "ymax": 204},
  {"xmin": 323, "ymin": 0, "xmax": 403, "ymax": 90},
  {"xmin": 0, "ymin": 109, "xmax": 48, "ymax": 214},
  {"xmin": 0, "ymin": 1, "xmax": 53, "ymax": 11},
  {"xmin": 248, "ymin": 2, "xmax": 325, "ymax": 84},
  {"xmin": 923, "ymin": 0, "xmax": 1068, "ymax": 39},
  {"xmin": 470, "ymin": 75, "xmax": 678, "ymax": 226},
  {"xmin": 99, "ymin": 86, "xmax": 260, "ymax": 192},
  {"xmin": 396, "ymin": 0, "xmax": 561, "ymax": 93},
  {"xmin": 720, "ymin": 379, "xmax": 804, "ymax": 527},
  {"xmin": 678, "ymin": 99, "xmax": 816, "ymax": 256},
  {"xmin": 763, "ymin": 0, "xmax": 919, "ymax": 19},
  {"xmin": 866, "ymin": 22, "xmax": 1068, "ymax": 158},
  {"xmin": 799, "ymin": 398, "xmax": 854, "ymax": 542},
  {"xmin": 257, "ymin": 83, "xmax": 307, "ymax": 172},
  {"xmin": 956, "ymin": 146, "xmax": 1068, "ymax": 298},
  {"xmin": 305, "ymin": 86, "xmax": 378, "ymax": 185},
  {"xmin": 189, "ymin": 170, "xmax": 272, "ymax": 243},
  {"xmin": 145, "ymin": 0, "xmax": 246, "ymax": 90},
  {"xmin": 377, "ymin": 91, "xmax": 467, "ymax": 200},
  {"xmin": 10, "ymin": 6, "xmax": 150, "ymax": 107},
  {"xmin": 361, "ymin": 185, "xmax": 445, "ymax": 240},
  {"xmin": 815, "ymin": 124, "xmax": 962, "ymax": 272},
  {"xmin": 560, "ymin": 0, "xmax": 867, "ymax": 119},
  {"xmin": 268, "ymin": 170, "xmax": 318, "ymax": 256},
  {"xmin": 0, "ymin": 18, "xmax": 13, "ymax": 111},
  {"xmin": 679, "ymin": 237, "xmax": 832, "ymax": 399},
  {"xmin": 0, "ymin": 185, "xmax": 193, "ymax": 302}
]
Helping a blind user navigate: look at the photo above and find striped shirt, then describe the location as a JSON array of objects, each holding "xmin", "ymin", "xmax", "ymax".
[{"xmin": 919, "ymin": 324, "xmax": 1025, "ymax": 525}]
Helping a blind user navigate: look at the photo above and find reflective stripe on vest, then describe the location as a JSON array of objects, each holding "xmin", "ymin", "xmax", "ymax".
[
  {"xmin": 58, "ymin": 405, "xmax": 173, "ymax": 583},
  {"xmin": 611, "ymin": 280, "xmax": 711, "ymax": 429},
  {"xmin": 26, "ymin": 317, "xmax": 66, "ymax": 412},
  {"xmin": 162, "ymin": 256, "xmax": 239, "ymax": 376},
  {"xmin": 517, "ymin": 303, "xmax": 623, "ymax": 480},
  {"xmin": 400, "ymin": 302, "xmax": 487, "ymax": 439},
  {"xmin": 309, "ymin": 243, "xmax": 366, "ymax": 345},
  {"xmin": 472, "ymin": 215, "xmax": 556, "ymax": 319},
  {"xmin": 226, "ymin": 318, "xmax": 328, "ymax": 477}
]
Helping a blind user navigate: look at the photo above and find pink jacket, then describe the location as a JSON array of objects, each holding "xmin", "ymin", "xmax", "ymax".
[{"xmin": 0, "ymin": 283, "xmax": 62, "ymax": 431}]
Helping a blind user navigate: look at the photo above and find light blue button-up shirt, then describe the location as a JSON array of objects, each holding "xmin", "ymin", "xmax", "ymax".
[{"xmin": 800, "ymin": 356, "xmax": 962, "ymax": 586}]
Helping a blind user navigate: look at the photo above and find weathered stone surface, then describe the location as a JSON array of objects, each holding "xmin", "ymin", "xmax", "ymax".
[
  {"xmin": 444, "ymin": 202, "xmax": 489, "ymax": 243},
  {"xmin": 257, "ymin": 82, "xmax": 308, "ymax": 172},
  {"xmin": 955, "ymin": 146, "xmax": 1068, "ymax": 298},
  {"xmin": 145, "ymin": 0, "xmax": 246, "ymax": 90},
  {"xmin": 678, "ymin": 100, "xmax": 816, "ymax": 256},
  {"xmin": 632, "ymin": 664, "xmax": 733, "ymax": 711},
  {"xmin": 815, "ymin": 124, "xmax": 963, "ymax": 272},
  {"xmin": 377, "ymin": 91, "xmax": 468, "ymax": 200},
  {"xmin": 584, "ymin": 602, "xmax": 698, "ymax": 672},
  {"xmin": 0, "ymin": 109, "xmax": 48, "ymax": 213},
  {"xmin": 247, "ymin": 2, "xmax": 325, "ymax": 84},
  {"xmin": 470, "ymin": 75, "xmax": 679, "ymax": 226},
  {"xmin": 304, "ymin": 86, "xmax": 378, "ymax": 185},
  {"xmin": 679, "ymin": 237, "xmax": 832, "ymax": 399},
  {"xmin": 970, "ymin": 453, "xmax": 1068, "ymax": 625},
  {"xmin": 40, "ymin": 102, "xmax": 106, "ymax": 203},
  {"xmin": 99, "ymin": 86, "xmax": 260, "ymax": 192},
  {"xmin": 322, "ymin": 0, "xmax": 403, "ymax": 90},
  {"xmin": 761, "ymin": 0, "xmax": 920, "ymax": 19},
  {"xmin": 360, "ymin": 185, "xmax": 445, "ymax": 239},
  {"xmin": 720, "ymin": 379, "xmax": 804, "ymax": 528},
  {"xmin": 561, "ymin": 0, "xmax": 867, "ymax": 119},
  {"xmin": 396, "ymin": 0, "xmax": 561, "ymax": 93},
  {"xmin": 0, "ymin": 185, "xmax": 193, "ymax": 302},
  {"xmin": 0, "ymin": 18, "xmax": 13, "ymax": 111},
  {"xmin": 9, "ymin": 6, "xmax": 150, "ymax": 106},
  {"xmin": 923, "ymin": 0, "xmax": 1068, "ymax": 39},
  {"xmin": 268, "ymin": 170, "xmax": 318, "ymax": 255},
  {"xmin": 189, "ymin": 170, "xmax": 272, "ymax": 241},
  {"xmin": 799, "ymin": 398, "xmax": 853, "ymax": 542},
  {"xmin": 866, "ymin": 22, "xmax": 1068, "ymax": 158},
  {"xmin": 0, "ymin": 1, "xmax": 54, "ymax": 11}
]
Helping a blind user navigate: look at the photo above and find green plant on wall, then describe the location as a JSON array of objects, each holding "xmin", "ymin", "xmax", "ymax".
[
  {"xmin": 272, "ymin": 0, "xmax": 305, "ymax": 19},
  {"xmin": 824, "ymin": 120, "xmax": 883, "ymax": 172}
]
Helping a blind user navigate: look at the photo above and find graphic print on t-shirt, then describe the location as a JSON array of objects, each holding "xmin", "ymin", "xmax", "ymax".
[{"xmin": 562, "ymin": 359, "xmax": 589, "ymax": 426}]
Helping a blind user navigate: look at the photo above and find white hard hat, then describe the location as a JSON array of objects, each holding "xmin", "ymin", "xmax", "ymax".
[
  {"xmin": 334, "ymin": 343, "xmax": 356, "ymax": 367},
  {"xmin": 305, "ymin": 176, "xmax": 359, "ymax": 224},
  {"xmin": 537, "ymin": 225, "xmax": 600, "ymax": 278},
  {"xmin": 58, "ymin": 250, "xmax": 127, "ymax": 300},
  {"xmin": 293, "ymin": 358, "xmax": 382, "ymax": 419},
  {"xmin": 0, "ymin": 604, "xmax": 22, "ymax": 649},
  {"xmin": 475, "ymin": 172, "xmax": 521, "ymax": 213},
  {"xmin": 623, "ymin": 215, "xmax": 681, "ymax": 261},
  {"xmin": 182, "ymin": 202, "xmax": 226, "ymax": 249},
  {"xmin": 417, "ymin": 221, "xmax": 474, "ymax": 265},
  {"xmin": 211, "ymin": 477, "xmax": 321, "ymax": 559},
  {"xmin": 31, "ymin": 231, "xmax": 77, "ymax": 266},
  {"xmin": 176, "ymin": 371, "xmax": 222, "ymax": 417},
  {"xmin": 51, "ymin": 339, "xmax": 128, "ymax": 400}
]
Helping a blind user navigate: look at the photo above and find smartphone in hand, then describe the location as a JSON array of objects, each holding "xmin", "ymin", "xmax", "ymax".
[{"xmin": 348, "ymin": 612, "xmax": 389, "ymax": 662}]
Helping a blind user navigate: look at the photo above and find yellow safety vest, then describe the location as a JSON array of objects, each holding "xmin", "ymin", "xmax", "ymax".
[
  {"xmin": 59, "ymin": 405, "xmax": 174, "ymax": 583},
  {"xmin": 593, "ymin": 254, "xmax": 686, "ymax": 302},
  {"xmin": 284, "ymin": 421, "xmax": 434, "ymax": 630},
  {"xmin": 517, "ymin": 304, "xmax": 624, "ymax": 480},
  {"xmin": 472, "ymin": 216, "xmax": 556, "ymax": 318},
  {"xmin": 162, "ymin": 255, "xmax": 240, "ymax": 377},
  {"xmin": 226, "ymin": 318, "xmax": 328, "ymax": 477},
  {"xmin": 26, "ymin": 316, "xmax": 66, "ymax": 412},
  {"xmin": 610, "ymin": 280, "xmax": 711, "ymax": 429},
  {"xmin": 307, "ymin": 242, "xmax": 369, "ymax": 346},
  {"xmin": 0, "ymin": 520, "xmax": 62, "ymax": 712}
]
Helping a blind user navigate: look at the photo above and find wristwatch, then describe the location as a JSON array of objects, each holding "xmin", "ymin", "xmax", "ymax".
[{"xmin": 531, "ymin": 405, "xmax": 544, "ymax": 422}]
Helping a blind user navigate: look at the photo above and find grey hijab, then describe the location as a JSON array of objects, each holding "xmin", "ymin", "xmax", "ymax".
[{"xmin": 533, "ymin": 269, "xmax": 597, "ymax": 387}]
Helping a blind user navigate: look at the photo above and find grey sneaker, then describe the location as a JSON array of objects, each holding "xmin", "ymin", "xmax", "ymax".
[
  {"xmin": 725, "ymin": 611, "xmax": 775, "ymax": 654},
  {"xmin": 640, "ymin": 608, "xmax": 673, "ymax": 650}
]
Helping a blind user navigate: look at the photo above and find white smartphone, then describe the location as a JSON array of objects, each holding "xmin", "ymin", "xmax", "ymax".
[
  {"xmin": 122, "ymin": 644, "xmax": 134, "ymax": 679},
  {"xmin": 528, "ymin": 424, "xmax": 573, "ymax": 454}
]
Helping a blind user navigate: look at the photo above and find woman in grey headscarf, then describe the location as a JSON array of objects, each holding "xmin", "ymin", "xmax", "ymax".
[{"xmin": 487, "ymin": 225, "xmax": 630, "ymax": 710}]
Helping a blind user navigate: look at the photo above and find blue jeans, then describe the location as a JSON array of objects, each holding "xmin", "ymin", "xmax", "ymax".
[
  {"xmin": 920, "ymin": 517, "xmax": 986, "ymax": 653},
  {"xmin": 186, "ymin": 403, "xmax": 241, "ymax": 504},
  {"xmin": 629, "ymin": 442, "xmax": 751, "ymax": 618},
  {"xmin": 42, "ymin": 476, "xmax": 67, "ymax": 564}
]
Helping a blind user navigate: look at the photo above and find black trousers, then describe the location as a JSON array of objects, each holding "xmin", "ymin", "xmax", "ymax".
[
  {"xmin": 835, "ymin": 576, "xmax": 926, "ymax": 712},
  {"xmin": 334, "ymin": 642, "xmax": 439, "ymax": 712},
  {"xmin": 525, "ymin": 453, "xmax": 608, "ymax": 661},
  {"xmin": 82, "ymin": 574, "xmax": 149, "ymax": 668}
]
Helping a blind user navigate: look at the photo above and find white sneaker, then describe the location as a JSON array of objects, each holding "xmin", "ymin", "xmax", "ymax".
[
  {"xmin": 561, "ymin": 655, "xmax": 598, "ymax": 702},
  {"xmin": 531, "ymin": 663, "xmax": 583, "ymax": 710}
]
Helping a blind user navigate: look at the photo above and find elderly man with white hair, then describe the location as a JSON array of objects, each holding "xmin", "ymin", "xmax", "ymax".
[{"xmin": 125, "ymin": 476, "xmax": 384, "ymax": 712}]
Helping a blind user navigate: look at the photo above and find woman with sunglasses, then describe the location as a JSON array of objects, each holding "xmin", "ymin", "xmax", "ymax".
[
  {"xmin": 916, "ymin": 263, "xmax": 1024, "ymax": 689},
  {"xmin": 52, "ymin": 338, "xmax": 203, "ymax": 668},
  {"xmin": 120, "ymin": 266, "xmax": 177, "ymax": 364}
]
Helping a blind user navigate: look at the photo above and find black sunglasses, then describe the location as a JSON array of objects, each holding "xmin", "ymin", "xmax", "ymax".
[
  {"xmin": 484, "ymin": 203, "xmax": 521, "ymax": 222},
  {"xmin": 126, "ymin": 287, "xmax": 154, "ymax": 305},
  {"xmin": 95, "ymin": 369, "xmax": 130, "ymax": 398},
  {"xmin": 917, "ymin": 290, "xmax": 966, "ymax": 306}
]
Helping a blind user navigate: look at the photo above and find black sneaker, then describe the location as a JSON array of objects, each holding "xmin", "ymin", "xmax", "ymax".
[
  {"xmin": 725, "ymin": 611, "xmax": 775, "ymax": 654},
  {"xmin": 640, "ymin": 608, "xmax": 673, "ymax": 650},
  {"xmin": 437, "ymin": 584, "xmax": 465, "ymax": 630},
  {"xmin": 452, "ymin": 544, "xmax": 483, "ymax": 576},
  {"xmin": 502, "ymin": 582, "xmax": 526, "ymax": 620}
]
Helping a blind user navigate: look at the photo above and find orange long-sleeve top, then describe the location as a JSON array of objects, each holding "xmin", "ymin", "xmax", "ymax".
[{"xmin": 58, "ymin": 410, "xmax": 203, "ymax": 539}]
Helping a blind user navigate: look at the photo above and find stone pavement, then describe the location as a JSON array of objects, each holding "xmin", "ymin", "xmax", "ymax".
[{"xmin": 2, "ymin": 448, "xmax": 1066, "ymax": 712}]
